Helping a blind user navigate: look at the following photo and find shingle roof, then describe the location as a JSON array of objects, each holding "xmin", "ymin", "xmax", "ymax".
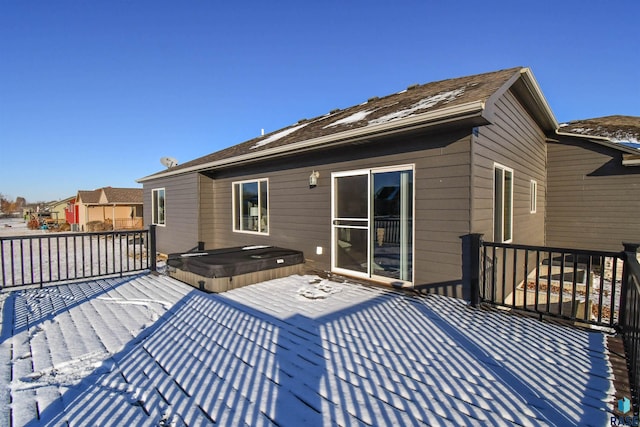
[
  {"xmin": 77, "ymin": 189, "xmax": 101, "ymax": 204},
  {"xmin": 77, "ymin": 187, "xmax": 142, "ymax": 204},
  {"xmin": 559, "ymin": 115, "xmax": 640, "ymax": 143},
  {"xmin": 140, "ymin": 67, "xmax": 539, "ymax": 181},
  {"xmin": 101, "ymin": 187, "xmax": 143, "ymax": 204}
]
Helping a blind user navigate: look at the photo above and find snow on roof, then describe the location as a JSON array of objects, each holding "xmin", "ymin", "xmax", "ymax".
[
  {"xmin": 369, "ymin": 88, "xmax": 466, "ymax": 126},
  {"xmin": 323, "ymin": 109, "xmax": 374, "ymax": 128},
  {"xmin": 250, "ymin": 122, "xmax": 309, "ymax": 149},
  {"xmin": 560, "ymin": 115, "xmax": 640, "ymax": 147},
  {"xmin": 0, "ymin": 273, "xmax": 615, "ymax": 425}
]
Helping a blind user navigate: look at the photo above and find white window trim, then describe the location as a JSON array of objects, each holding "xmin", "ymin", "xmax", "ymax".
[
  {"xmin": 530, "ymin": 180, "xmax": 537, "ymax": 214},
  {"xmin": 232, "ymin": 178, "xmax": 270, "ymax": 235},
  {"xmin": 151, "ymin": 188, "xmax": 166, "ymax": 226},
  {"xmin": 493, "ymin": 163, "xmax": 513, "ymax": 243}
]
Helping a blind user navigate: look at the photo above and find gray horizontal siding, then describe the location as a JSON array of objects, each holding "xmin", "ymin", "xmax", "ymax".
[
  {"xmin": 198, "ymin": 174, "xmax": 214, "ymax": 247},
  {"xmin": 472, "ymin": 90, "xmax": 547, "ymax": 246},
  {"xmin": 143, "ymin": 173, "xmax": 199, "ymax": 255},
  {"xmin": 546, "ymin": 139, "xmax": 640, "ymax": 251},
  {"xmin": 199, "ymin": 130, "xmax": 473, "ymax": 296}
]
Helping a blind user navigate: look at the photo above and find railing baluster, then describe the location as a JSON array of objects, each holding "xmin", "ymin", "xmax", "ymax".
[
  {"xmin": 512, "ymin": 248, "xmax": 518, "ymax": 309},
  {"xmin": 128, "ymin": 232, "xmax": 133, "ymax": 271},
  {"xmin": 0, "ymin": 240, "xmax": 5, "ymax": 289},
  {"xmin": 534, "ymin": 250, "xmax": 540, "ymax": 313},
  {"xmin": 571, "ymin": 252, "xmax": 578, "ymax": 320},
  {"xmin": 49, "ymin": 236, "xmax": 54, "ymax": 283},
  {"xmin": 584, "ymin": 256, "xmax": 593, "ymax": 322},
  {"xmin": 72, "ymin": 235, "xmax": 77, "ymax": 279},
  {"xmin": 131, "ymin": 232, "xmax": 136, "ymax": 270},
  {"xmin": 29, "ymin": 238, "xmax": 34, "ymax": 286},
  {"xmin": 501, "ymin": 247, "xmax": 507, "ymax": 305},
  {"xmin": 81, "ymin": 234, "xmax": 86, "ymax": 278},
  {"xmin": 611, "ymin": 256, "xmax": 619, "ymax": 327},
  {"xmin": 55, "ymin": 236, "xmax": 60, "ymax": 281},
  {"xmin": 96, "ymin": 234, "xmax": 100, "ymax": 275},
  {"xmin": 37, "ymin": 237, "xmax": 42, "ymax": 287},
  {"xmin": 481, "ymin": 244, "xmax": 486, "ymax": 300},
  {"xmin": 9, "ymin": 240, "xmax": 14, "ymax": 287},
  {"xmin": 598, "ymin": 256, "xmax": 605, "ymax": 324},
  {"xmin": 91, "ymin": 234, "xmax": 96, "ymax": 277},
  {"xmin": 523, "ymin": 249, "xmax": 529, "ymax": 310},
  {"xmin": 558, "ymin": 252, "xmax": 565, "ymax": 317},
  {"xmin": 546, "ymin": 251, "xmax": 553, "ymax": 314}
]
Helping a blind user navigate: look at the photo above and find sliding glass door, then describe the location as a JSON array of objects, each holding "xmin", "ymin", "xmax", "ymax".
[{"xmin": 332, "ymin": 166, "xmax": 413, "ymax": 285}]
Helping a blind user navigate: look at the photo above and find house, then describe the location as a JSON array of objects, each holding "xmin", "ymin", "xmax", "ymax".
[
  {"xmin": 137, "ymin": 67, "xmax": 639, "ymax": 299},
  {"xmin": 548, "ymin": 116, "xmax": 640, "ymax": 251},
  {"xmin": 46, "ymin": 196, "xmax": 75, "ymax": 226},
  {"xmin": 74, "ymin": 187, "xmax": 144, "ymax": 231}
]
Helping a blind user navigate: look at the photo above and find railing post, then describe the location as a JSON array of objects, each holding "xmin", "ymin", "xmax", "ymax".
[
  {"xmin": 621, "ymin": 242, "xmax": 640, "ymax": 329},
  {"xmin": 149, "ymin": 225, "xmax": 157, "ymax": 273},
  {"xmin": 461, "ymin": 233, "xmax": 483, "ymax": 307}
]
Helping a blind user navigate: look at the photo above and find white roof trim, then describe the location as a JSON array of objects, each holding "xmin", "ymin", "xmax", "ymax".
[
  {"xmin": 622, "ymin": 157, "xmax": 640, "ymax": 166},
  {"xmin": 518, "ymin": 68, "xmax": 558, "ymax": 130}
]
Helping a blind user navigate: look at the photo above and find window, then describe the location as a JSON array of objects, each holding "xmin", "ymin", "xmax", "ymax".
[
  {"xmin": 233, "ymin": 179, "xmax": 268, "ymax": 234},
  {"xmin": 152, "ymin": 188, "xmax": 165, "ymax": 226},
  {"xmin": 494, "ymin": 164, "xmax": 513, "ymax": 242},
  {"xmin": 530, "ymin": 180, "xmax": 537, "ymax": 214}
]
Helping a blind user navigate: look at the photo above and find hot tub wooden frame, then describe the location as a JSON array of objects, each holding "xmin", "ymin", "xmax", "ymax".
[{"xmin": 169, "ymin": 263, "xmax": 304, "ymax": 293}]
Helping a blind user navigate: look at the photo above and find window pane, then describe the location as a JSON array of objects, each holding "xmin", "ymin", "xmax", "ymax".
[
  {"xmin": 234, "ymin": 184, "xmax": 241, "ymax": 230},
  {"xmin": 372, "ymin": 170, "xmax": 413, "ymax": 281},
  {"xmin": 530, "ymin": 180, "xmax": 537, "ymax": 213},
  {"xmin": 336, "ymin": 175, "xmax": 368, "ymax": 218},
  {"xmin": 336, "ymin": 227, "xmax": 368, "ymax": 274},
  {"xmin": 503, "ymin": 170, "xmax": 513, "ymax": 241},
  {"xmin": 494, "ymin": 168, "xmax": 503, "ymax": 242},
  {"xmin": 152, "ymin": 191, "xmax": 157, "ymax": 224},
  {"xmin": 233, "ymin": 180, "xmax": 267, "ymax": 234},
  {"xmin": 152, "ymin": 189, "xmax": 165, "ymax": 225},
  {"xmin": 241, "ymin": 182, "xmax": 259, "ymax": 231},
  {"xmin": 260, "ymin": 180, "xmax": 268, "ymax": 233}
]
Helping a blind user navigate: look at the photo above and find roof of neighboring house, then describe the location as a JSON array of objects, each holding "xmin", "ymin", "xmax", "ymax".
[
  {"xmin": 46, "ymin": 196, "xmax": 75, "ymax": 209},
  {"xmin": 76, "ymin": 187, "xmax": 143, "ymax": 205},
  {"xmin": 102, "ymin": 187, "xmax": 143, "ymax": 204},
  {"xmin": 556, "ymin": 115, "xmax": 640, "ymax": 156},
  {"xmin": 139, "ymin": 66, "xmax": 557, "ymax": 182},
  {"xmin": 77, "ymin": 189, "xmax": 102, "ymax": 204}
]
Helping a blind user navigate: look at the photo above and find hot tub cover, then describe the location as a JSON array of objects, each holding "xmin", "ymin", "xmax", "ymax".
[{"xmin": 167, "ymin": 246, "xmax": 304, "ymax": 278}]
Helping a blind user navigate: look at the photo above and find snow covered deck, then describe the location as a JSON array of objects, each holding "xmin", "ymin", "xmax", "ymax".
[{"xmin": 0, "ymin": 273, "xmax": 616, "ymax": 426}]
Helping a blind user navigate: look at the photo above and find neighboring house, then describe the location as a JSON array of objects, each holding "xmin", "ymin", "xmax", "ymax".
[
  {"xmin": 64, "ymin": 197, "xmax": 78, "ymax": 227},
  {"xmin": 74, "ymin": 187, "xmax": 144, "ymax": 231},
  {"xmin": 137, "ymin": 67, "xmax": 639, "ymax": 299},
  {"xmin": 46, "ymin": 196, "xmax": 75, "ymax": 225}
]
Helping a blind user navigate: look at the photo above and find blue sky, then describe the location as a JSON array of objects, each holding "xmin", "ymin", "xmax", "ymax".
[{"xmin": 1, "ymin": 0, "xmax": 638, "ymax": 202}]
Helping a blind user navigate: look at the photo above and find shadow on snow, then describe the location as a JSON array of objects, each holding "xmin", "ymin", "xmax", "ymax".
[{"xmin": 11, "ymin": 275, "xmax": 612, "ymax": 426}]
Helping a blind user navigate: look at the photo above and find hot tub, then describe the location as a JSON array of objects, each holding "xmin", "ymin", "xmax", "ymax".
[{"xmin": 166, "ymin": 245, "xmax": 305, "ymax": 293}]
